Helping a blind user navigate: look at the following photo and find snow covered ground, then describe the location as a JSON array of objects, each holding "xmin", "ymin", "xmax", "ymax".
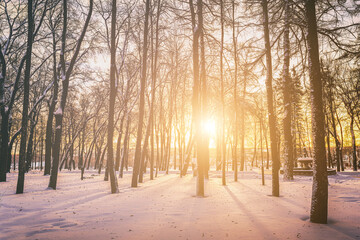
[{"xmin": 1, "ymin": 169, "xmax": 359, "ymax": 240}]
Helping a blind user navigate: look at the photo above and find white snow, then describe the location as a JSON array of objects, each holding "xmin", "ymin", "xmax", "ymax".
[{"xmin": 0, "ymin": 169, "xmax": 359, "ymax": 240}]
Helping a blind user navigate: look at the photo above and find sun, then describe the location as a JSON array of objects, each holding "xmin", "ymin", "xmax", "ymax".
[
  {"xmin": 201, "ymin": 119, "xmax": 216, "ymax": 137},
  {"xmin": 200, "ymin": 119, "xmax": 217, "ymax": 148}
]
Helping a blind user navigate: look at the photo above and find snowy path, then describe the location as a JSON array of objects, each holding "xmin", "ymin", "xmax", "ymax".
[{"xmin": 1, "ymin": 170, "xmax": 359, "ymax": 240}]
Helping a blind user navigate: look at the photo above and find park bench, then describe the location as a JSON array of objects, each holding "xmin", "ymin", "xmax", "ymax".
[{"xmin": 297, "ymin": 157, "xmax": 313, "ymax": 169}]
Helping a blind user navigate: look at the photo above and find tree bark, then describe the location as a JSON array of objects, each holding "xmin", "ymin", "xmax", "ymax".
[
  {"xmin": 44, "ymin": 24, "xmax": 59, "ymax": 175},
  {"xmin": 16, "ymin": 0, "xmax": 34, "ymax": 193},
  {"xmin": 220, "ymin": 0, "xmax": 226, "ymax": 186},
  {"xmin": 282, "ymin": 0, "xmax": 294, "ymax": 180},
  {"xmin": 49, "ymin": 0, "xmax": 93, "ymax": 190},
  {"xmin": 0, "ymin": 45, "xmax": 8, "ymax": 181},
  {"xmin": 262, "ymin": 0, "xmax": 280, "ymax": 197},
  {"xmin": 305, "ymin": 0, "xmax": 328, "ymax": 224},
  {"xmin": 350, "ymin": 116, "xmax": 357, "ymax": 171},
  {"xmin": 131, "ymin": 0, "xmax": 151, "ymax": 187},
  {"xmin": 106, "ymin": 0, "xmax": 119, "ymax": 194},
  {"xmin": 232, "ymin": 0, "xmax": 238, "ymax": 182}
]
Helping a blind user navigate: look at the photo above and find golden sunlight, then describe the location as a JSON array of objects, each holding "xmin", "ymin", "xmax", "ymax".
[
  {"xmin": 201, "ymin": 119, "xmax": 216, "ymax": 137},
  {"xmin": 201, "ymin": 119, "xmax": 217, "ymax": 148}
]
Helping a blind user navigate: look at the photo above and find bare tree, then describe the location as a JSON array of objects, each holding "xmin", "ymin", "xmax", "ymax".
[
  {"xmin": 49, "ymin": 0, "xmax": 93, "ymax": 190},
  {"xmin": 106, "ymin": 0, "xmax": 119, "ymax": 193},
  {"xmin": 131, "ymin": 0, "xmax": 151, "ymax": 188},
  {"xmin": 282, "ymin": 0, "xmax": 294, "ymax": 180},
  {"xmin": 261, "ymin": 0, "xmax": 280, "ymax": 197},
  {"xmin": 16, "ymin": 0, "xmax": 35, "ymax": 194}
]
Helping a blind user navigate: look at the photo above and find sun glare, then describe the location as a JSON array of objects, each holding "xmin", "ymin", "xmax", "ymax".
[
  {"xmin": 201, "ymin": 119, "xmax": 217, "ymax": 148},
  {"xmin": 201, "ymin": 119, "xmax": 216, "ymax": 137}
]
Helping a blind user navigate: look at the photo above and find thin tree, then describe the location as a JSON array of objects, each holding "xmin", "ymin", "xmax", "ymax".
[
  {"xmin": 232, "ymin": 0, "xmax": 238, "ymax": 182},
  {"xmin": 261, "ymin": 0, "xmax": 280, "ymax": 197},
  {"xmin": 44, "ymin": 7, "xmax": 61, "ymax": 175},
  {"xmin": 49, "ymin": 0, "xmax": 93, "ymax": 189},
  {"xmin": 220, "ymin": 0, "xmax": 226, "ymax": 186},
  {"xmin": 197, "ymin": 0, "xmax": 207, "ymax": 196},
  {"xmin": 282, "ymin": 0, "xmax": 294, "ymax": 180},
  {"xmin": 131, "ymin": 0, "xmax": 151, "ymax": 188},
  {"xmin": 106, "ymin": 0, "xmax": 119, "ymax": 194},
  {"xmin": 16, "ymin": 0, "xmax": 34, "ymax": 193}
]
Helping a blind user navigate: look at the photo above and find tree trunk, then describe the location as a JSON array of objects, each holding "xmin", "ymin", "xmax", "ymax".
[
  {"xmin": 106, "ymin": 0, "xmax": 119, "ymax": 193},
  {"xmin": 131, "ymin": 0, "xmax": 151, "ymax": 188},
  {"xmin": 44, "ymin": 26, "xmax": 59, "ymax": 175},
  {"xmin": 220, "ymin": 0, "xmax": 226, "ymax": 186},
  {"xmin": 262, "ymin": 0, "xmax": 280, "ymax": 197},
  {"xmin": 0, "ymin": 38, "xmax": 7, "ymax": 181},
  {"xmin": 114, "ymin": 124, "xmax": 123, "ymax": 171},
  {"xmin": 26, "ymin": 113, "xmax": 37, "ymax": 172},
  {"xmin": 260, "ymin": 116, "xmax": 265, "ymax": 185},
  {"xmin": 0, "ymin": 112, "xmax": 9, "ymax": 181},
  {"xmin": 16, "ymin": 0, "xmax": 34, "ymax": 193},
  {"xmin": 49, "ymin": 0, "xmax": 93, "ymax": 190},
  {"xmin": 232, "ymin": 0, "xmax": 238, "ymax": 182},
  {"xmin": 350, "ymin": 116, "xmax": 357, "ymax": 171},
  {"xmin": 305, "ymin": 0, "xmax": 328, "ymax": 224},
  {"xmin": 197, "ymin": 0, "xmax": 207, "ymax": 196},
  {"xmin": 240, "ymin": 70, "xmax": 247, "ymax": 171},
  {"xmin": 282, "ymin": 0, "xmax": 294, "ymax": 180},
  {"xmin": 120, "ymin": 116, "xmax": 130, "ymax": 178}
]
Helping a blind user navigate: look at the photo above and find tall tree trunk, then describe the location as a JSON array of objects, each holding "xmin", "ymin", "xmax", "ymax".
[
  {"xmin": 131, "ymin": 0, "xmax": 151, "ymax": 188},
  {"xmin": 305, "ymin": 0, "xmax": 328, "ymax": 224},
  {"xmin": 189, "ymin": 0, "xmax": 203, "ymax": 196},
  {"xmin": 197, "ymin": 0, "xmax": 207, "ymax": 196},
  {"xmin": 328, "ymin": 78, "xmax": 341, "ymax": 171},
  {"xmin": 44, "ymin": 27, "xmax": 59, "ymax": 175},
  {"xmin": 16, "ymin": 0, "xmax": 34, "ymax": 193},
  {"xmin": 49, "ymin": 0, "xmax": 93, "ymax": 190},
  {"xmin": 106, "ymin": 0, "xmax": 119, "ymax": 193},
  {"xmin": 262, "ymin": 0, "xmax": 280, "ymax": 197},
  {"xmin": 232, "ymin": 0, "xmax": 238, "ymax": 182},
  {"xmin": 282, "ymin": 0, "xmax": 294, "ymax": 180},
  {"xmin": 140, "ymin": 0, "xmax": 161, "ymax": 181},
  {"xmin": 220, "ymin": 0, "xmax": 226, "ymax": 186},
  {"xmin": 0, "ymin": 40, "xmax": 7, "ymax": 181},
  {"xmin": 240, "ymin": 69, "xmax": 247, "ymax": 171}
]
